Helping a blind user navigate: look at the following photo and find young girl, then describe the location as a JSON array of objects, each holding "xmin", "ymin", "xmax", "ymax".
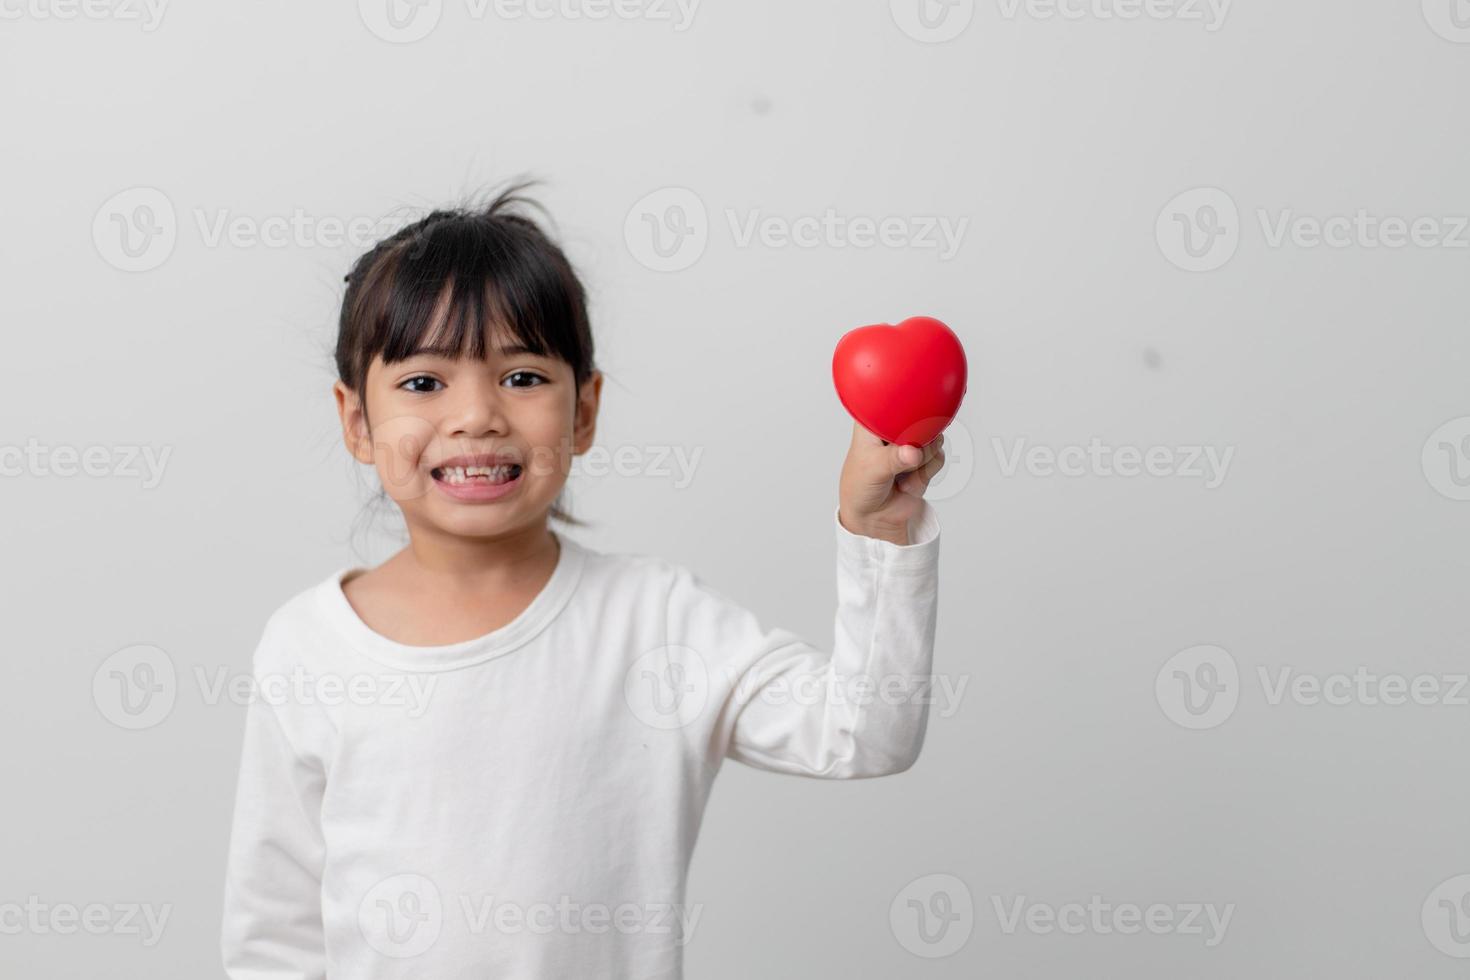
[{"xmin": 221, "ymin": 183, "xmax": 947, "ymax": 979}]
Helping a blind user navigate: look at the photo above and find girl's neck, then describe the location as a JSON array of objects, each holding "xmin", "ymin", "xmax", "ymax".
[{"xmin": 395, "ymin": 519, "xmax": 560, "ymax": 587}]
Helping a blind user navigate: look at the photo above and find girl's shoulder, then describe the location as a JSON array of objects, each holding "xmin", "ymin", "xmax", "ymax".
[
  {"xmin": 573, "ymin": 537, "xmax": 749, "ymax": 616},
  {"xmin": 246, "ymin": 569, "xmax": 349, "ymax": 672},
  {"xmin": 566, "ymin": 536, "xmax": 693, "ymax": 599},
  {"xmin": 555, "ymin": 535, "xmax": 764, "ymax": 626}
]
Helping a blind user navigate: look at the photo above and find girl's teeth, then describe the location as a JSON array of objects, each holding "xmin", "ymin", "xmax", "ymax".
[{"xmin": 439, "ymin": 465, "xmax": 518, "ymax": 485}]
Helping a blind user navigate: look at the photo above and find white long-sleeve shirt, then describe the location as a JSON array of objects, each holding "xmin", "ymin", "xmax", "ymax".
[{"xmin": 221, "ymin": 500, "xmax": 941, "ymax": 979}]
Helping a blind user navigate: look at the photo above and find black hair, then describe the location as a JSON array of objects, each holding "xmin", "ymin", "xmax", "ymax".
[{"xmin": 336, "ymin": 178, "xmax": 595, "ymax": 527}]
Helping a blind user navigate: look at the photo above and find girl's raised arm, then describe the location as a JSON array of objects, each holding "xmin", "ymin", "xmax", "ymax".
[{"xmin": 663, "ymin": 495, "xmax": 943, "ymax": 779}]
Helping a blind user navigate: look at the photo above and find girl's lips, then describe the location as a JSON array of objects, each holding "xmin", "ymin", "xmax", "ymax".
[{"xmin": 430, "ymin": 466, "xmax": 524, "ymax": 503}]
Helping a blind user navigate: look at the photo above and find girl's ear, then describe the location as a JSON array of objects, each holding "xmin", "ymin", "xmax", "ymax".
[
  {"xmin": 333, "ymin": 381, "xmax": 374, "ymax": 465},
  {"xmin": 571, "ymin": 371, "xmax": 604, "ymax": 456}
]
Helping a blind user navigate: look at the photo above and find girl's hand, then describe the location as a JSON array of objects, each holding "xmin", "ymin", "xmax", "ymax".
[{"xmin": 838, "ymin": 422, "xmax": 947, "ymax": 546}]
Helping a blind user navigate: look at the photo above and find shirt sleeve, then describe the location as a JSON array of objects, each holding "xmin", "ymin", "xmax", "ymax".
[
  {"xmin": 665, "ymin": 499, "xmax": 942, "ymax": 779},
  {"xmin": 220, "ymin": 617, "xmax": 330, "ymax": 980}
]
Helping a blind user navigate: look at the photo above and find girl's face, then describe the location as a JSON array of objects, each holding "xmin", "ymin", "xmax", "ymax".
[{"xmin": 334, "ymin": 325, "xmax": 601, "ymax": 542}]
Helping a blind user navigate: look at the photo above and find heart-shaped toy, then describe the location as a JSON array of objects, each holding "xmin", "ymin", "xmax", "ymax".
[{"xmin": 832, "ymin": 316, "xmax": 968, "ymax": 447}]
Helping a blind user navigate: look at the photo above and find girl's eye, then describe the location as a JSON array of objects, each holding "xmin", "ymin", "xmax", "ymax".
[
  {"xmin": 400, "ymin": 376, "xmax": 444, "ymax": 394},
  {"xmin": 504, "ymin": 371, "xmax": 547, "ymax": 389}
]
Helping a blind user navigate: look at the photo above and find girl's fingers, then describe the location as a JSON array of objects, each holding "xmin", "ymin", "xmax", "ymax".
[
  {"xmin": 850, "ymin": 422, "xmax": 947, "ymax": 491},
  {"xmin": 896, "ymin": 448, "xmax": 946, "ymax": 496},
  {"xmin": 894, "ymin": 434, "xmax": 944, "ymax": 475},
  {"xmin": 899, "ymin": 431, "xmax": 946, "ymax": 470}
]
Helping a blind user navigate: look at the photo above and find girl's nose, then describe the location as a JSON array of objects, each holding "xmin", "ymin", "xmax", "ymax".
[{"xmin": 444, "ymin": 382, "xmax": 509, "ymax": 438}]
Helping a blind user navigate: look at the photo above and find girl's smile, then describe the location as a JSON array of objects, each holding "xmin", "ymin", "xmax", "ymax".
[{"xmin": 430, "ymin": 452, "xmax": 526, "ymax": 503}]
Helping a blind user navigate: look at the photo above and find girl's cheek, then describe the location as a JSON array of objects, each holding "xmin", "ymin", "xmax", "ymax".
[
  {"xmin": 368, "ymin": 413, "xmax": 437, "ymax": 500},
  {"xmin": 527, "ymin": 442, "xmax": 569, "ymax": 479}
]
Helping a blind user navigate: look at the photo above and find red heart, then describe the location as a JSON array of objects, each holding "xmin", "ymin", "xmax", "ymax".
[{"xmin": 832, "ymin": 316, "xmax": 968, "ymax": 446}]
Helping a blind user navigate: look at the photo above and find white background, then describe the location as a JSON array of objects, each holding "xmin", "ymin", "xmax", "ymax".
[{"xmin": 1, "ymin": 0, "xmax": 1468, "ymax": 976}]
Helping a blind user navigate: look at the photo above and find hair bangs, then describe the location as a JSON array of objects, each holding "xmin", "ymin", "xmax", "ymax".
[{"xmin": 341, "ymin": 201, "xmax": 589, "ymax": 388}]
